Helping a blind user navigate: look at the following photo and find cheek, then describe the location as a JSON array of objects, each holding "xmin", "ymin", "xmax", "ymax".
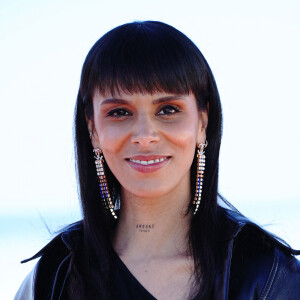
[
  {"xmin": 162, "ymin": 118, "xmax": 199, "ymax": 151},
  {"xmin": 95, "ymin": 121, "xmax": 129, "ymax": 160}
]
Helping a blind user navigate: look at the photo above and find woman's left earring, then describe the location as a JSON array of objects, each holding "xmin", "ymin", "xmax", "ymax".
[
  {"xmin": 193, "ymin": 140, "xmax": 208, "ymax": 215},
  {"xmin": 93, "ymin": 149, "xmax": 117, "ymax": 219}
]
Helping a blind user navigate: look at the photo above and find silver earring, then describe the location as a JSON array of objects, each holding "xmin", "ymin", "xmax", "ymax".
[
  {"xmin": 93, "ymin": 149, "xmax": 117, "ymax": 219},
  {"xmin": 193, "ymin": 140, "xmax": 208, "ymax": 215}
]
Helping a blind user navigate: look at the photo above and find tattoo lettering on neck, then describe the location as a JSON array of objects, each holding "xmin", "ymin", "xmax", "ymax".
[{"xmin": 136, "ymin": 224, "xmax": 155, "ymax": 233}]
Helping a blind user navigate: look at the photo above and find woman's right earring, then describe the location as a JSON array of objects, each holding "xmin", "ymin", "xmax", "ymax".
[
  {"xmin": 193, "ymin": 140, "xmax": 208, "ymax": 215},
  {"xmin": 93, "ymin": 149, "xmax": 117, "ymax": 219}
]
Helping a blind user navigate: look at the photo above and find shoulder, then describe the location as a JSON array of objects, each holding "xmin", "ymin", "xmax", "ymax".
[
  {"xmin": 14, "ymin": 267, "xmax": 35, "ymax": 300},
  {"xmin": 223, "ymin": 208, "xmax": 300, "ymax": 299},
  {"xmin": 21, "ymin": 221, "xmax": 83, "ymax": 300}
]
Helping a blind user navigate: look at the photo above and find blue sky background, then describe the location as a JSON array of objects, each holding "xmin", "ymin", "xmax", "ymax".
[{"xmin": 0, "ymin": 0, "xmax": 299, "ymax": 298}]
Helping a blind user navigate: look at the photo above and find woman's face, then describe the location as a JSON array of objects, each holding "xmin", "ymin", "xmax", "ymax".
[{"xmin": 88, "ymin": 90, "xmax": 208, "ymax": 199}]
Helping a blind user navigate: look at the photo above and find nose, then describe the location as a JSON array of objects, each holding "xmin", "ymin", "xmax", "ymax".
[{"xmin": 131, "ymin": 114, "xmax": 159, "ymax": 146}]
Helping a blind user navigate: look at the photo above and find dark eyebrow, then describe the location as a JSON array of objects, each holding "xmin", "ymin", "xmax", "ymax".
[
  {"xmin": 101, "ymin": 95, "xmax": 186, "ymax": 106},
  {"xmin": 152, "ymin": 95, "xmax": 186, "ymax": 104},
  {"xmin": 101, "ymin": 98, "xmax": 129, "ymax": 105}
]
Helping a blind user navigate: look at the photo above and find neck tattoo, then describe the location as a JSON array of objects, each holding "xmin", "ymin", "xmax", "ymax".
[{"xmin": 136, "ymin": 224, "xmax": 155, "ymax": 233}]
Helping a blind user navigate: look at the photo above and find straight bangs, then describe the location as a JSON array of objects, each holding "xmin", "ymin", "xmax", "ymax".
[{"xmin": 81, "ymin": 21, "xmax": 210, "ymax": 113}]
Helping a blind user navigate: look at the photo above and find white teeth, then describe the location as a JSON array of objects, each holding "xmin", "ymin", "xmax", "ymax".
[{"xmin": 129, "ymin": 157, "xmax": 168, "ymax": 165}]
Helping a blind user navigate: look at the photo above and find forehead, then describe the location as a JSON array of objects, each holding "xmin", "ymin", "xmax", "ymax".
[
  {"xmin": 93, "ymin": 87, "xmax": 191, "ymax": 99},
  {"xmin": 93, "ymin": 89, "xmax": 194, "ymax": 105},
  {"xmin": 94, "ymin": 84, "xmax": 189, "ymax": 96}
]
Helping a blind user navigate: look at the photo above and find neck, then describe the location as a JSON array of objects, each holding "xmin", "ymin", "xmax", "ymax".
[{"xmin": 113, "ymin": 178, "xmax": 193, "ymax": 261}]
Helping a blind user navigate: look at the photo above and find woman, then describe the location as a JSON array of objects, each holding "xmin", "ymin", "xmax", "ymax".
[{"xmin": 15, "ymin": 21, "xmax": 300, "ymax": 300}]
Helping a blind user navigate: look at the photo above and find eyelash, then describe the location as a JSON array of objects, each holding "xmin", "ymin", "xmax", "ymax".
[
  {"xmin": 106, "ymin": 105, "xmax": 181, "ymax": 118},
  {"xmin": 157, "ymin": 105, "xmax": 181, "ymax": 115},
  {"xmin": 106, "ymin": 108, "xmax": 131, "ymax": 118}
]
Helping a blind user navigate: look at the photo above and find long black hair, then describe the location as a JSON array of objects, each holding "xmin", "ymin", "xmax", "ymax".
[{"xmin": 72, "ymin": 21, "xmax": 223, "ymax": 299}]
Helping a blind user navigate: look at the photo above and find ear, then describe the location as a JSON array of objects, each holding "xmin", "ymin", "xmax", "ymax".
[
  {"xmin": 197, "ymin": 109, "xmax": 208, "ymax": 144},
  {"xmin": 85, "ymin": 113, "xmax": 101, "ymax": 149}
]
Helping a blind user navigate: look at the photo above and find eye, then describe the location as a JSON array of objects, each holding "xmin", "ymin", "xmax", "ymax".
[
  {"xmin": 157, "ymin": 105, "xmax": 181, "ymax": 116},
  {"xmin": 107, "ymin": 108, "xmax": 131, "ymax": 118}
]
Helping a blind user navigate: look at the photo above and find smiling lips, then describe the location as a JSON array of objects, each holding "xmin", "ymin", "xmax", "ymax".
[
  {"xmin": 126, "ymin": 156, "xmax": 170, "ymax": 173},
  {"xmin": 129, "ymin": 157, "xmax": 167, "ymax": 165}
]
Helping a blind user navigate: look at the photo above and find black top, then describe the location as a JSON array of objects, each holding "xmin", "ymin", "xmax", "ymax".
[
  {"xmin": 112, "ymin": 251, "xmax": 157, "ymax": 299},
  {"xmin": 21, "ymin": 207, "xmax": 300, "ymax": 299}
]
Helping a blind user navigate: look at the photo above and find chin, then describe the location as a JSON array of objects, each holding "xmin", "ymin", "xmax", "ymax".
[{"xmin": 125, "ymin": 183, "xmax": 172, "ymax": 199}]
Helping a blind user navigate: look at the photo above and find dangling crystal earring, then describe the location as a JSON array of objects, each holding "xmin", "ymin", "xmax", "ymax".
[
  {"xmin": 193, "ymin": 140, "xmax": 208, "ymax": 215},
  {"xmin": 93, "ymin": 149, "xmax": 117, "ymax": 219}
]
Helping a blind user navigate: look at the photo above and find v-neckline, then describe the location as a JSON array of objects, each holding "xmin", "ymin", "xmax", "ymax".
[{"xmin": 112, "ymin": 249, "xmax": 158, "ymax": 299}]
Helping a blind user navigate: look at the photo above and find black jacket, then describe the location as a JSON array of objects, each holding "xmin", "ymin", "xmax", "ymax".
[{"xmin": 20, "ymin": 208, "xmax": 300, "ymax": 299}]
